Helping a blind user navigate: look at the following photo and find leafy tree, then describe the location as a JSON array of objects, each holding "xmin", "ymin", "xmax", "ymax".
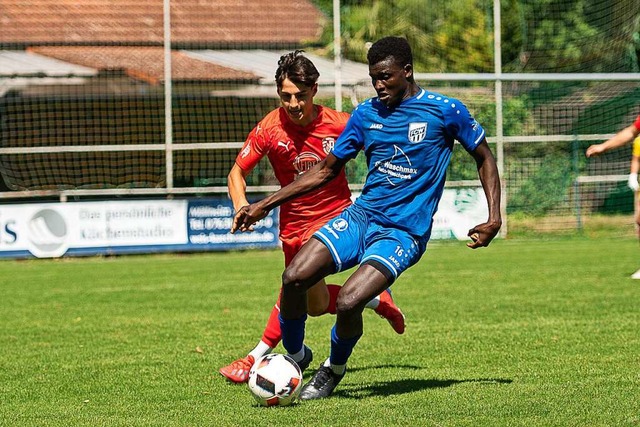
[
  {"xmin": 313, "ymin": 0, "xmax": 494, "ymax": 72},
  {"xmin": 312, "ymin": 0, "xmax": 639, "ymax": 73},
  {"xmin": 507, "ymin": 155, "xmax": 573, "ymax": 215},
  {"xmin": 502, "ymin": 0, "xmax": 639, "ymax": 72}
]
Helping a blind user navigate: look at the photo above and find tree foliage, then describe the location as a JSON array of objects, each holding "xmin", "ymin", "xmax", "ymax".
[
  {"xmin": 506, "ymin": 0, "xmax": 640, "ymax": 72},
  {"xmin": 313, "ymin": 0, "xmax": 640, "ymax": 73},
  {"xmin": 311, "ymin": 0, "xmax": 639, "ymax": 215},
  {"xmin": 315, "ymin": 0, "xmax": 493, "ymax": 72}
]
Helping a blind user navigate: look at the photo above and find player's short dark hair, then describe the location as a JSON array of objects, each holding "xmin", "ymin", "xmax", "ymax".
[
  {"xmin": 367, "ymin": 36, "xmax": 413, "ymax": 69},
  {"xmin": 275, "ymin": 50, "xmax": 320, "ymax": 89}
]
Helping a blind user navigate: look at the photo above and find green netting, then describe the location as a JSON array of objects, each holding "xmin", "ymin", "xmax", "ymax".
[{"xmin": 0, "ymin": 0, "xmax": 638, "ymax": 235}]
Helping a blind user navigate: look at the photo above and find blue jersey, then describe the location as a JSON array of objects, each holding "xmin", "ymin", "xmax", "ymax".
[{"xmin": 331, "ymin": 88, "xmax": 485, "ymax": 239}]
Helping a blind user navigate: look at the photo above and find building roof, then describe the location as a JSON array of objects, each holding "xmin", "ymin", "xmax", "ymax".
[
  {"xmin": 0, "ymin": 50, "xmax": 97, "ymax": 77},
  {"xmin": 182, "ymin": 49, "xmax": 369, "ymax": 86},
  {"xmin": 0, "ymin": 0, "xmax": 323, "ymax": 47},
  {"xmin": 0, "ymin": 1, "xmax": 349, "ymax": 86},
  {"xmin": 28, "ymin": 46, "xmax": 259, "ymax": 84},
  {"xmin": 0, "ymin": 50, "xmax": 99, "ymax": 96}
]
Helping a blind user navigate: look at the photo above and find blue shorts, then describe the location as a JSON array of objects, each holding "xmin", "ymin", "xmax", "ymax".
[{"xmin": 313, "ymin": 204, "xmax": 427, "ymax": 282}]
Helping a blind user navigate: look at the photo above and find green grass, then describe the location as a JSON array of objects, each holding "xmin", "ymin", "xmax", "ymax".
[{"xmin": 1, "ymin": 237, "xmax": 639, "ymax": 426}]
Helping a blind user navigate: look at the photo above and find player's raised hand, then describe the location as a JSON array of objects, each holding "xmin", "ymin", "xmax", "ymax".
[
  {"xmin": 231, "ymin": 204, "xmax": 269, "ymax": 233},
  {"xmin": 466, "ymin": 220, "xmax": 501, "ymax": 249}
]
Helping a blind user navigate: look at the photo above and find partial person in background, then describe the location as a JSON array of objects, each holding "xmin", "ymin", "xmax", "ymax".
[
  {"xmin": 629, "ymin": 134, "xmax": 640, "ymax": 277},
  {"xmin": 219, "ymin": 50, "xmax": 405, "ymax": 384},
  {"xmin": 231, "ymin": 36, "xmax": 502, "ymax": 399},
  {"xmin": 586, "ymin": 114, "xmax": 640, "ymax": 278}
]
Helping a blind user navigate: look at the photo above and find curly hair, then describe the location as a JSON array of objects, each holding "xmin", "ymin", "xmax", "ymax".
[
  {"xmin": 367, "ymin": 36, "xmax": 413, "ymax": 69},
  {"xmin": 275, "ymin": 50, "xmax": 320, "ymax": 89}
]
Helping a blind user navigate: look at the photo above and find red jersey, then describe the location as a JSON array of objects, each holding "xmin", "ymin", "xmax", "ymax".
[
  {"xmin": 634, "ymin": 115, "xmax": 640, "ymax": 131},
  {"xmin": 235, "ymin": 106, "xmax": 352, "ymax": 239}
]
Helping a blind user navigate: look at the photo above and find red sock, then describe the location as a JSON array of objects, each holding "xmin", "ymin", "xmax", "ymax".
[
  {"xmin": 260, "ymin": 293, "xmax": 283, "ymax": 348},
  {"xmin": 325, "ymin": 284, "xmax": 341, "ymax": 315}
]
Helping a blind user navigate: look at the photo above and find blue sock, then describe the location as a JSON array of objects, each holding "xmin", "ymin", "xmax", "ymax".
[
  {"xmin": 330, "ymin": 324, "xmax": 362, "ymax": 366},
  {"xmin": 279, "ymin": 313, "xmax": 307, "ymax": 355}
]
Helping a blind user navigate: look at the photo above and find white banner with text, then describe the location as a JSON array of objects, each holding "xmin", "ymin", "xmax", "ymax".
[{"xmin": 0, "ymin": 198, "xmax": 279, "ymax": 259}]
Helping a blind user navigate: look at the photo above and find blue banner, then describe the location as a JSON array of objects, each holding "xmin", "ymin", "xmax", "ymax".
[{"xmin": 186, "ymin": 198, "xmax": 279, "ymax": 251}]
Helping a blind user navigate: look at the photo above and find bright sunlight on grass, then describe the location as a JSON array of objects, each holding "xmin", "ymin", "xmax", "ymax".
[{"xmin": 1, "ymin": 237, "xmax": 639, "ymax": 426}]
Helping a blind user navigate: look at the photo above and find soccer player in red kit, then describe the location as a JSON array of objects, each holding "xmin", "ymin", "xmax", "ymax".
[
  {"xmin": 219, "ymin": 51, "xmax": 405, "ymax": 383},
  {"xmin": 586, "ymin": 113, "xmax": 640, "ymax": 278}
]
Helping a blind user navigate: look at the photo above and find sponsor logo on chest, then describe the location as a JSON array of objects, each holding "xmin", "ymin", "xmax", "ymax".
[{"xmin": 293, "ymin": 152, "xmax": 322, "ymax": 176}]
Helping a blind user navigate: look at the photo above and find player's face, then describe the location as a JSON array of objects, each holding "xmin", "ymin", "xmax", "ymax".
[
  {"xmin": 369, "ymin": 57, "xmax": 413, "ymax": 108},
  {"xmin": 278, "ymin": 78, "xmax": 318, "ymax": 126}
]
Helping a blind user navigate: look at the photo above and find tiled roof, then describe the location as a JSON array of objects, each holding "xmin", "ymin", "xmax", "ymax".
[
  {"xmin": 0, "ymin": 1, "xmax": 326, "ymax": 84},
  {"xmin": 0, "ymin": 0, "xmax": 324, "ymax": 46},
  {"xmin": 29, "ymin": 46, "xmax": 258, "ymax": 84},
  {"xmin": 183, "ymin": 49, "xmax": 369, "ymax": 86}
]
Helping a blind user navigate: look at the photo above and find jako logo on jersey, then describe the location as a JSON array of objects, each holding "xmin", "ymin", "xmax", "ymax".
[
  {"xmin": 240, "ymin": 144, "xmax": 251, "ymax": 158},
  {"xmin": 369, "ymin": 123, "xmax": 383, "ymax": 129},
  {"xmin": 294, "ymin": 152, "xmax": 322, "ymax": 175},
  {"xmin": 332, "ymin": 218, "xmax": 348, "ymax": 231},
  {"xmin": 408, "ymin": 122, "xmax": 427, "ymax": 143},
  {"xmin": 322, "ymin": 137, "xmax": 335, "ymax": 154}
]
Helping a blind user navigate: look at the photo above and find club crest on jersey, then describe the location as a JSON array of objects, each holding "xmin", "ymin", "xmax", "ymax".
[
  {"xmin": 332, "ymin": 218, "xmax": 348, "ymax": 231},
  {"xmin": 322, "ymin": 137, "xmax": 335, "ymax": 154},
  {"xmin": 408, "ymin": 122, "xmax": 427, "ymax": 143}
]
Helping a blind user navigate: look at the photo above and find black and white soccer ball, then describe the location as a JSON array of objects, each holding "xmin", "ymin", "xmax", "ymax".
[{"xmin": 247, "ymin": 353, "xmax": 303, "ymax": 407}]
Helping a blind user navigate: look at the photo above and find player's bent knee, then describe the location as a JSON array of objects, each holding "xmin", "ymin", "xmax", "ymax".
[
  {"xmin": 281, "ymin": 265, "xmax": 308, "ymax": 293},
  {"xmin": 335, "ymin": 291, "xmax": 363, "ymax": 316}
]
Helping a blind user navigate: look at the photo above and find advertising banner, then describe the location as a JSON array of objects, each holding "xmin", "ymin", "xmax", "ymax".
[
  {"xmin": 186, "ymin": 199, "xmax": 278, "ymax": 251},
  {"xmin": 431, "ymin": 188, "xmax": 490, "ymax": 240},
  {"xmin": 0, "ymin": 189, "xmax": 487, "ymax": 259},
  {"xmin": 0, "ymin": 198, "xmax": 279, "ymax": 259}
]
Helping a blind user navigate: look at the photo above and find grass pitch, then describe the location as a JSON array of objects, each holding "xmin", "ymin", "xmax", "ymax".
[{"xmin": 1, "ymin": 237, "xmax": 639, "ymax": 426}]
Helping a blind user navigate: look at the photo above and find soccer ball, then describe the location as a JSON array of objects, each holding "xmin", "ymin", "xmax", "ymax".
[{"xmin": 247, "ymin": 353, "xmax": 303, "ymax": 407}]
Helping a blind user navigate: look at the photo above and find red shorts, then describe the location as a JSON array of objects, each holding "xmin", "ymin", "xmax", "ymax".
[{"xmin": 280, "ymin": 218, "xmax": 329, "ymax": 266}]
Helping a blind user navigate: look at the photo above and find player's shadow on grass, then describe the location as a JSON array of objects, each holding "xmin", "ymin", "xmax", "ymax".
[{"xmin": 329, "ymin": 365, "xmax": 512, "ymax": 399}]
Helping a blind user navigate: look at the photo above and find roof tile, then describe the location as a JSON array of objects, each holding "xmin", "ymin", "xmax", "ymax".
[
  {"xmin": 29, "ymin": 46, "xmax": 259, "ymax": 84},
  {"xmin": 0, "ymin": 0, "xmax": 324, "ymax": 46}
]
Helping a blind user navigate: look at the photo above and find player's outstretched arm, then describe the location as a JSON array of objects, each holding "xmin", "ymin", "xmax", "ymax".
[
  {"xmin": 228, "ymin": 164, "xmax": 251, "ymax": 212},
  {"xmin": 231, "ymin": 153, "xmax": 347, "ymax": 233},
  {"xmin": 586, "ymin": 124, "xmax": 640, "ymax": 158},
  {"xmin": 467, "ymin": 140, "xmax": 502, "ymax": 248},
  {"xmin": 228, "ymin": 163, "xmax": 255, "ymax": 231}
]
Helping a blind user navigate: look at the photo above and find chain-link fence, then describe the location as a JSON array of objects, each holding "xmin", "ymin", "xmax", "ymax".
[{"xmin": 0, "ymin": 0, "xmax": 639, "ymax": 235}]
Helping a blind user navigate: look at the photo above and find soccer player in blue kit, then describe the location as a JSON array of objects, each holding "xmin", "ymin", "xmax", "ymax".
[{"xmin": 232, "ymin": 36, "xmax": 502, "ymax": 400}]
